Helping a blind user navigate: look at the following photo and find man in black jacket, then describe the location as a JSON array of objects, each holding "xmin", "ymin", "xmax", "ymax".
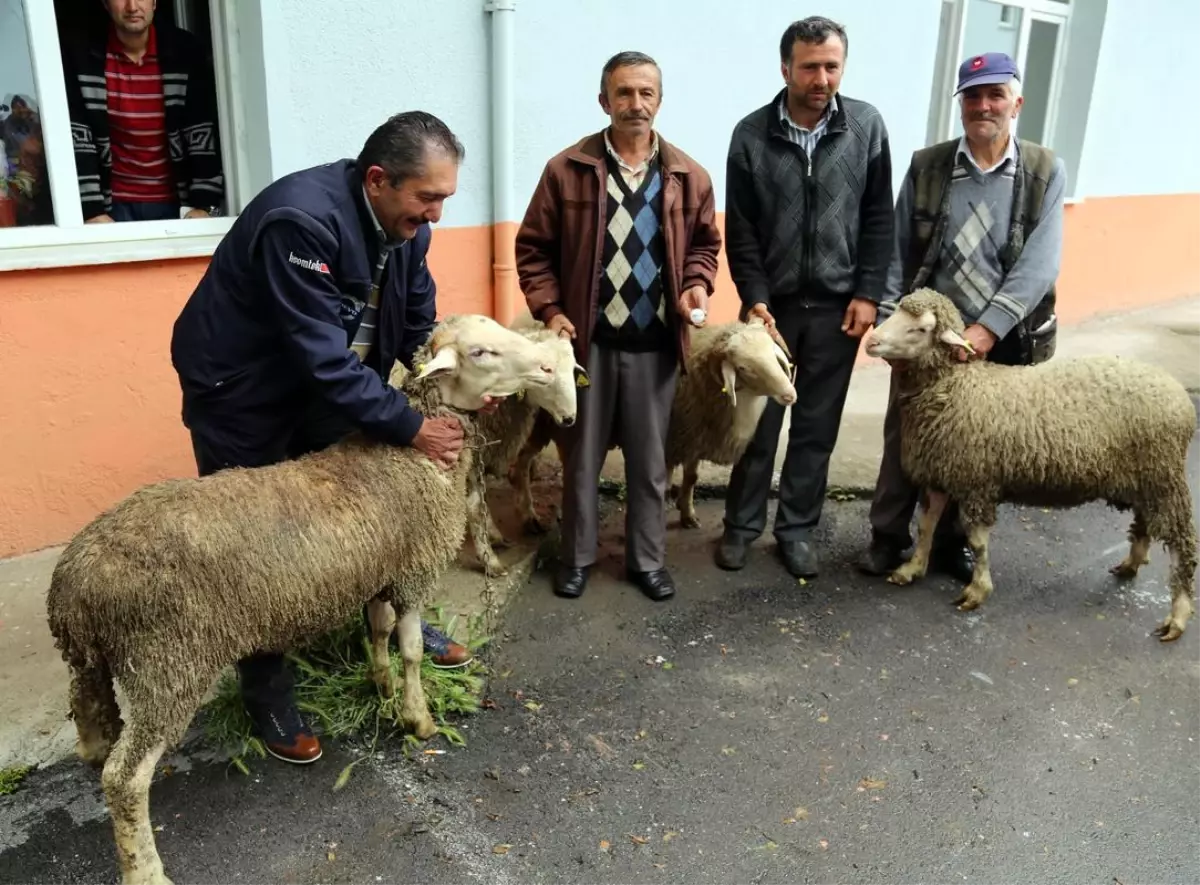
[
  {"xmin": 716, "ymin": 16, "xmax": 894, "ymax": 578},
  {"xmin": 171, "ymin": 111, "xmax": 477, "ymax": 765},
  {"xmin": 61, "ymin": 0, "xmax": 224, "ymax": 222}
]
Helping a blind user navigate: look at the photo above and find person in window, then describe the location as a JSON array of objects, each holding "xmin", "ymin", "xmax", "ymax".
[
  {"xmin": 61, "ymin": 0, "xmax": 224, "ymax": 222},
  {"xmin": 857, "ymin": 51, "xmax": 1067, "ymax": 581},
  {"xmin": 170, "ymin": 111, "xmax": 480, "ymax": 765}
]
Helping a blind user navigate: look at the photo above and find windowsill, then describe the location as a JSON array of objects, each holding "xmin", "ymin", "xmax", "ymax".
[{"xmin": 0, "ymin": 215, "xmax": 235, "ymax": 272}]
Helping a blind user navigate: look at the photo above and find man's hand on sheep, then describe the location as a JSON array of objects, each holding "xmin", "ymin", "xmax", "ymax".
[
  {"xmin": 955, "ymin": 324, "xmax": 998, "ymax": 362},
  {"xmin": 678, "ymin": 285, "xmax": 709, "ymax": 327},
  {"xmin": 841, "ymin": 297, "xmax": 877, "ymax": 339},
  {"xmin": 412, "ymin": 415, "xmax": 465, "ymax": 470},
  {"xmin": 547, "ymin": 314, "xmax": 577, "ymax": 340}
]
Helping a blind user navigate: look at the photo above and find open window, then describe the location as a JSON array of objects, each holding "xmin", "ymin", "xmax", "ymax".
[
  {"xmin": 925, "ymin": 0, "xmax": 1108, "ymax": 200},
  {"xmin": 0, "ymin": 0, "xmax": 263, "ymax": 270}
]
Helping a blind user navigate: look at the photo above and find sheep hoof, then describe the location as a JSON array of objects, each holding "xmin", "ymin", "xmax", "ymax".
[
  {"xmin": 680, "ymin": 512, "xmax": 701, "ymax": 529},
  {"xmin": 1108, "ymin": 559, "xmax": 1141, "ymax": 580},
  {"xmin": 373, "ymin": 668, "xmax": 395, "ymax": 697},
  {"xmin": 484, "ymin": 560, "xmax": 509, "ymax": 578},
  {"xmin": 405, "ymin": 715, "xmax": 438, "ymax": 740},
  {"xmin": 524, "ymin": 516, "xmax": 549, "ymax": 535},
  {"xmin": 887, "ymin": 562, "xmax": 924, "ymax": 586},
  {"xmin": 123, "ymin": 866, "xmax": 173, "ymax": 885},
  {"xmin": 952, "ymin": 584, "xmax": 990, "ymax": 611},
  {"xmin": 1153, "ymin": 619, "xmax": 1185, "ymax": 642}
]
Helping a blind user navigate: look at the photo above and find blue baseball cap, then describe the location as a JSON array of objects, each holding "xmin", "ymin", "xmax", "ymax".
[{"xmin": 955, "ymin": 52, "xmax": 1021, "ymax": 94}]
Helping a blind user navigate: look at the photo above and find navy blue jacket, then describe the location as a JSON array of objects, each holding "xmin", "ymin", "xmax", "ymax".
[{"xmin": 171, "ymin": 159, "xmax": 434, "ymax": 452}]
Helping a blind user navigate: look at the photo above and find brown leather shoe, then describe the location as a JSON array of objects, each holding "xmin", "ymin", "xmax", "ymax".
[
  {"xmin": 248, "ymin": 700, "xmax": 323, "ymax": 765},
  {"xmin": 423, "ymin": 622, "xmax": 475, "ymax": 669},
  {"xmin": 265, "ymin": 732, "xmax": 323, "ymax": 765}
]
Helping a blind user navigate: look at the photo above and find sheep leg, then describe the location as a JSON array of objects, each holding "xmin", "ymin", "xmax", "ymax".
[
  {"xmin": 366, "ymin": 598, "xmax": 397, "ymax": 698},
  {"xmin": 512, "ymin": 440, "xmax": 549, "ymax": 534},
  {"xmin": 678, "ymin": 459, "xmax": 702, "ymax": 529},
  {"xmin": 1153, "ymin": 494, "xmax": 1197, "ymax": 642},
  {"xmin": 888, "ymin": 490, "xmax": 948, "ymax": 585},
  {"xmin": 396, "ymin": 607, "xmax": 438, "ymax": 739},
  {"xmin": 486, "ymin": 504, "xmax": 513, "ymax": 549},
  {"xmin": 68, "ymin": 657, "xmax": 124, "ymax": 768},
  {"xmin": 1110, "ymin": 511, "xmax": 1151, "ymax": 579},
  {"xmin": 467, "ymin": 477, "xmax": 507, "ymax": 577},
  {"xmin": 1155, "ymin": 543, "xmax": 1197, "ymax": 642},
  {"xmin": 953, "ymin": 522, "xmax": 995, "ymax": 611},
  {"xmin": 101, "ymin": 723, "xmax": 171, "ymax": 885}
]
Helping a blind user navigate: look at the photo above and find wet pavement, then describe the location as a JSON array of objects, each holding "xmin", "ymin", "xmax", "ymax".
[{"xmin": 2, "ymin": 423, "xmax": 1198, "ymax": 884}]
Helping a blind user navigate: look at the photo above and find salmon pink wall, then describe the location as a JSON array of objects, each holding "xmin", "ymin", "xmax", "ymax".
[{"xmin": 1, "ymin": 193, "xmax": 1197, "ymax": 557}]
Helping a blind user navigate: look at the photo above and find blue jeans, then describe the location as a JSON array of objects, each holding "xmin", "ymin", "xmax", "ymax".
[{"xmin": 109, "ymin": 201, "xmax": 180, "ymax": 222}]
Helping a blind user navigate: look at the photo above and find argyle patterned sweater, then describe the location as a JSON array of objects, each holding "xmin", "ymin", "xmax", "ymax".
[{"xmin": 592, "ymin": 153, "xmax": 670, "ymax": 352}]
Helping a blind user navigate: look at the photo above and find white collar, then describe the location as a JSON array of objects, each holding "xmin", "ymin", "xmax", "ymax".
[{"xmin": 957, "ymin": 133, "xmax": 1016, "ymax": 174}]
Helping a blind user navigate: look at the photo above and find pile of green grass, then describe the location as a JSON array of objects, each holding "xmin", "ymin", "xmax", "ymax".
[{"xmin": 200, "ymin": 606, "xmax": 489, "ymax": 781}]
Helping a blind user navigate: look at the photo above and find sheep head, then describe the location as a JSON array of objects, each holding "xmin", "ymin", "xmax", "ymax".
[
  {"xmin": 715, "ymin": 318, "xmax": 798, "ymax": 407},
  {"xmin": 863, "ymin": 288, "xmax": 972, "ymax": 367},
  {"xmin": 522, "ymin": 333, "xmax": 589, "ymax": 427},
  {"xmin": 413, "ymin": 314, "xmax": 557, "ymax": 411}
]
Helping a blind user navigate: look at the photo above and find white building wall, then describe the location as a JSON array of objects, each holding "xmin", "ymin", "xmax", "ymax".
[
  {"xmin": 254, "ymin": 0, "xmax": 943, "ymax": 228},
  {"xmin": 1074, "ymin": 0, "xmax": 1200, "ymax": 198}
]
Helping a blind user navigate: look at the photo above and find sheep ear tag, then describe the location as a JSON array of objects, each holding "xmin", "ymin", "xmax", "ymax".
[
  {"xmin": 416, "ymin": 346, "xmax": 459, "ymax": 379},
  {"xmin": 575, "ymin": 366, "xmax": 591, "ymax": 388},
  {"xmin": 720, "ymin": 360, "xmax": 737, "ymax": 407},
  {"xmin": 939, "ymin": 328, "xmax": 975, "ymax": 354}
]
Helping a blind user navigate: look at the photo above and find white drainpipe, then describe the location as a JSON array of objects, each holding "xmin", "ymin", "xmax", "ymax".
[{"xmin": 485, "ymin": 0, "xmax": 518, "ymax": 324}]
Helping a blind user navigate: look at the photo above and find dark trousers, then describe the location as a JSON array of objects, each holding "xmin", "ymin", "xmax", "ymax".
[
  {"xmin": 110, "ymin": 201, "xmax": 181, "ymax": 222},
  {"xmin": 561, "ymin": 342, "xmax": 678, "ymax": 572},
  {"xmin": 867, "ymin": 330, "xmax": 1028, "ymax": 548},
  {"xmin": 189, "ymin": 398, "xmax": 354, "ymax": 709},
  {"xmin": 723, "ymin": 302, "xmax": 861, "ymax": 543}
]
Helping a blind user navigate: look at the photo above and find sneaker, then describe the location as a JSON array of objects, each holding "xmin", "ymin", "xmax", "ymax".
[
  {"xmin": 246, "ymin": 698, "xmax": 322, "ymax": 765},
  {"xmin": 422, "ymin": 622, "xmax": 474, "ymax": 670}
]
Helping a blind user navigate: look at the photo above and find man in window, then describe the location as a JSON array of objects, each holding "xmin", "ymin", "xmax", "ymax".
[
  {"xmin": 170, "ymin": 111, "xmax": 478, "ymax": 765},
  {"xmin": 515, "ymin": 51, "xmax": 722, "ymax": 601},
  {"xmin": 716, "ymin": 17, "xmax": 894, "ymax": 579},
  {"xmin": 61, "ymin": 0, "xmax": 224, "ymax": 222},
  {"xmin": 857, "ymin": 51, "xmax": 1067, "ymax": 581}
]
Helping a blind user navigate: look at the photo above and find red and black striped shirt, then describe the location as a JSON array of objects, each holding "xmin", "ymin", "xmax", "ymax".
[{"xmin": 105, "ymin": 25, "xmax": 175, "ymax": 203}]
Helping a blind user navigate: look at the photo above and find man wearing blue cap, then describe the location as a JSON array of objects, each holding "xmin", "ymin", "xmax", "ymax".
[{"xmin": 858, "ymin": 51, "xmax": 1067, "ymax": 581}]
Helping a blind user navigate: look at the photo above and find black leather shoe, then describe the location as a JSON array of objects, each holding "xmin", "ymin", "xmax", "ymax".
[
  {"xmin": 857, "ymin": 537, "xmax": 909, "ymax": 576},
  {"xmin": 932, "ymin": 543, "xmax": 976, "ymax": 584},
  {"xmin": 627, "ymin": 567, "xmax": 676, "ymax": 601},
  {"xmin": 778, "ymin": 539, "xmax": 819, "ymax": 578},
  {"xmin": 554, "ymin": 566, "xmax": 590, "ymax": 598},
  {"xmin": 715, "ymin": 534, "xmax": 748, "ymax": 570}
]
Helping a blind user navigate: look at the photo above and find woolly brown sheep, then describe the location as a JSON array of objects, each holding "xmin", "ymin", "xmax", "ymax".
[
  {"xmin": 507, "ymin": 316, "xmax": 797, "ymax": 532},
  {"xmin": 465, "ymin": 321, "xmax": 588, "ymax": 576},
  {"xmin": 864, "ymin": 287, "xmax": 1198, "ymax": 642},
  {"xmin": 45, "ymin": 314, "xmax": 558, "ymax": 885}
]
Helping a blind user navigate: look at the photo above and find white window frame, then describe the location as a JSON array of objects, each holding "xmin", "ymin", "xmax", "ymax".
[
  {"xmin": 935, "ymin": 0, "xmax": 1073, "ymax": 146},
  {"xmin": 0, "ymin": 0, "xmax": 251, "ymax": 272}
]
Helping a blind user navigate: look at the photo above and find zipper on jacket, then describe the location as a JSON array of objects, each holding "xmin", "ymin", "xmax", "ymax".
[{"xmin": 800, "ymin": 150, "xmax": 816, "ymax": 307}]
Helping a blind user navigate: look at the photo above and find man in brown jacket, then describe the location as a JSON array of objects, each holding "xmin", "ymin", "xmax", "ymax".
[{"xmin": 515, "ymin": 50, "xmax": 722, "ymax": 601}]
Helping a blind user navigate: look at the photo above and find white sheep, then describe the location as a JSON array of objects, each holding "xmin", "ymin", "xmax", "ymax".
[
  {"xmin": 507, "ymin": 315, "xmax": 797, "ymax": 531},
  {"xmin": 45, "ymin": 313, "xmax": 559, "ymax": 885},
  {"xmin": 864, "ymin": 287, "xmax": 1198, "ymax": 642},
  {"xmin": 465, "ymin": 318, "xmax": 588, "ymax": 576}
]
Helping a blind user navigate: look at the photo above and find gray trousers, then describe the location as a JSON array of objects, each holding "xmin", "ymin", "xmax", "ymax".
[
  {"xmin": 561, "ymin": 342, "xmax": 678, "ymax": 572},
  {"xmin": 723, "ymin": 302, "xmax": 861, "ymax": 543}
]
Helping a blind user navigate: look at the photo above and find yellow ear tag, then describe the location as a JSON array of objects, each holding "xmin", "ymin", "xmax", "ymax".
[
  {"xmin": 576, "ymin": 375, "xmax": 590, "ymax": 388},
  {"xmin": 415, "ymin": 362, "xmax": 426, "ymax": 373},
  {"xmin": 516, "ymin": 389, "xmax": 525, "ymax": 401}
]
